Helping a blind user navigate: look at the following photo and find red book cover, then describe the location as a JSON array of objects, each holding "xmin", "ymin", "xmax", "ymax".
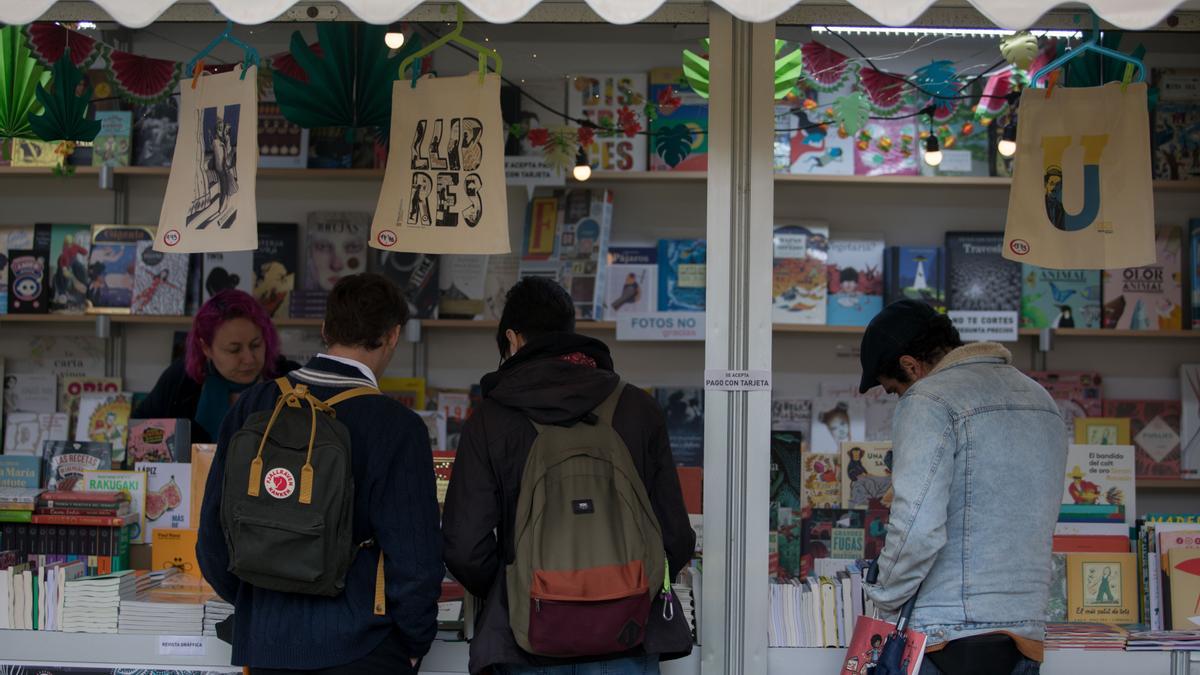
[
  {"xmin": 677, "ymin": 466, "xmax": 703, "ymax": 515},
  {"xmin": 1053, "ymin": 535, "xmax": 1132, "ymax": 553},
  {"xmin": 31, "ymin": 512, "xmax": 137, "ymax": 527},
  {"xmin": 38, "ymin": 506, "xmax": 131, "ymax": 517},
  {"xmin": 843, "ymin": 615, "xmax": 927, "ymax": 674},
  {"xmin": 1103, "ymin": 399, "xmax": 1182, "ymax": 479},
  {"xmin": 38, "ymin": 490, "xmax": 128, "ymax": 504}
]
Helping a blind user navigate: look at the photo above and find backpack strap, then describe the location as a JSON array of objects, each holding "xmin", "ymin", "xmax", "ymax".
[
  {"xmin": 323, "ymin": 386, "xmax": 380, "ymax": 408},
  {"xmin": 593, "ymin": 380, "xmax": 626, "ymax": 427}
]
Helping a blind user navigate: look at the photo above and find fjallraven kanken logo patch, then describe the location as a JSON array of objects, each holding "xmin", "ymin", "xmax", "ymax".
[{"xmin": 264, "ymin": 467, "xmax": 296, "ymax": 499}]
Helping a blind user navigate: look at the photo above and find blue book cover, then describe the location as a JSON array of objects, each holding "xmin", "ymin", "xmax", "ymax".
[
  {"xmin": 92, "ymin": 111, "xmax": 132, "ymax": 167},
  {"xmin": 657, "ymin": 239, "xmax": 706, "ymax": 312},
  {"xmin": 886, "ymin": 246, "xmax": 944, "ymax": 312},
  {"xmin": 1021, "ymin": 265, "xmax": 1102, "ymax": 329},
  {"xmin": 656, "ymin": 387, "xmax": 703, "ymax": 466},
  {"xmin": 0, "ymin": 455, "xmax": 41, "ymax": 488},
  {"xmin": 826, "ymin": 239, "xmax": 884, "ymax": 326}
]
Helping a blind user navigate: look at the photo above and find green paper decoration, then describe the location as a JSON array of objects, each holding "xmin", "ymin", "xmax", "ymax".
[
  {"xmin": 682, "ymin": 39, "xmax": 710, "ymax": 100},
  {"xmin": 774, "ymin": 40, "xmax": 804, "ymax": 100},
  {"xmin": 654, "ymin": 124, "xmax": 694, "ymax": 168},
  {"xmin": 999, "ymin": 31, "xmax": 1039, "ymax": 71},
  {"xmin": 0, "ymin": 25, "xmax": 50, "ymax": 139},
  {"xmin": 542, "ymin": 126, "xmax": 577, "ymax": 175},
  {"xmin": 29, "ymin": 52, "xmax": 102, "ymax": 143},
  {"xmin": 272, "ymin": 23, "xmax": 423, "ymax": 131},
  {"xmin": 832, "ymin": 92, "xmax": 870, "ymax": 136}
]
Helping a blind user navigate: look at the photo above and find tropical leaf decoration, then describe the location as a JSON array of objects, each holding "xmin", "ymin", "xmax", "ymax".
[
  {"xmin": 832, "ymin": 92, "xmax": 870, "ymax": 136},
  {"xmin": 654, "ymin": 123, "xmax": 694, "ymax": 168},
  {"xmin": 0, "ymin": 25, "xmax": 51, "ymax": 139},
  {"xmin": 24, "ymin": 23, "xmax": 108, "ymax": 70},
  {"xmin": 999, "ymin": 31, "xmax": 1039, "ymax": 71},
  {"xmin": 28, "ymin": 52, "xmax": 101, "ymax": 143},
  {"xmin": 774, "ymin": 40, "xmax": 804, "ymax": 100},
  {"xmin": 682, "ymin": 39, "xmax": 710, "ymax": 99},
  {"xmin": 801, "ymin": 41, "xmax": 858, "ymax": 93},
  {"xmin": 273, "ymin": 22, "xmax": 424, "ymax": 130},
  {"xmin": 912, "ymin": 60, "xmax": 960, "ymax": 106}
]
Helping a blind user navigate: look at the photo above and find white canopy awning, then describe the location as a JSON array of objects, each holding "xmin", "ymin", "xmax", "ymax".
[{"xmin": 3, "ymin": 0, "xmax": 1192, "ymax": 29}]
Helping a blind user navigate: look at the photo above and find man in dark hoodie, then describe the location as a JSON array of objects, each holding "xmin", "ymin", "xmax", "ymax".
[{"xmin": 442, "ymin": 277, "xmax": 696, "ymax": 675}]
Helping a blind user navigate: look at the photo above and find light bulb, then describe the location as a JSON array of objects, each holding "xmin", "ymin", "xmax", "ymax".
[
  {"xmin": 997, "ymin": 122, "xmax": 1018, "ymax": 158},
  {"xmin": 384, "ymin": 31, "xmax": 406, "ymax": 49},
  {"xmin": 573, "ymin": 146, "xmax": 592, "ymax": 181},
  {"xmin": 923, "ymin": 135, "xmax": 943, "ymax": 167}
]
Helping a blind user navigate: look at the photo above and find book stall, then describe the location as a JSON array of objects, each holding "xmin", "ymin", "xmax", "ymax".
[{"xmin": 0, "ymin": 0, "xmax": 1197, "ymax": 673}]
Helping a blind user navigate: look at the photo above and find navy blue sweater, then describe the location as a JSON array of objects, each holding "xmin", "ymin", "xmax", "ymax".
[{"xmin": 197, "ymin": 357, "xmax": 444, "ymax": 669}]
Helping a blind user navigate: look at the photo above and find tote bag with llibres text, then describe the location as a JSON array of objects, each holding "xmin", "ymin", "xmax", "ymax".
[
  {"xmin": 1003, "ymin": 82, "xmax": 1155, "ymax": 270},
  {"xmin": 370, "ymin": 73, "xmax": 510, "ymax": 255}
]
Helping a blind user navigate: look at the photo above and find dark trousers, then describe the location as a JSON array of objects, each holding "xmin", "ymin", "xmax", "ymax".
[{"xmin": 248, "ymin": 630, "xmax": 416, "ymax": 675}]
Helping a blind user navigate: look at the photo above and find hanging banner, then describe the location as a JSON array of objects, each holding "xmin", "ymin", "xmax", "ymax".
[
  {"xmin": 370, "ymin": 73, "xmax": 511, "ymax": 255},
  {"xmin": 155, "ymin": 68, "xmax": 258, "ymax": 253},
  {"xmin": 1002, "ymin": 82, "xmax": 1155, "ymax": 270}
]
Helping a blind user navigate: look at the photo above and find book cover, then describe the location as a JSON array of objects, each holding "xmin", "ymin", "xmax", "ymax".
[
  {"xmin": 656, "ymin": 387, "xmax": 704, "ymax": 466},
  {"xmin": 201, "ymin": 251, "xmax": 253, "ymax": 303},
  {"xmin": 1183, "ymin": 365, "xmax": 1200, "ymax": 479},
  {"xmin": 1074, "ymin": 418, "xmax": 1132, "ymax": 446},
  {"xmin": 10, "ymin": 139, "xmax": 58, "ymax": 167},
  {"xmin": 864, "ymin": 508, "xmax": 890, "ymax": 559},
  {"xmin": 841, "ymin": 441, "xmax": 893, "ymax": 510},
  {"xmin": 604, "ymin": 247, "xmax": 657, "ymax": 316},
  {"xmin": 1066, "ymin": 552, "xmax": 1138, "ymax": 624},
  {"xmin": 6, "ymin": 249, "xmax": 49, "ymax": 314},
  {"xmin": 1191, "ymin": 219, "xmax": 1199, "ymax": 328},
  {"xmin": 799, "ymin": 509, "xmax": 864, "ymax": 579},
  {"xmin": 1151, "ymin": 69, "xmax": 1200, "ymax": 180},
  {"xmin": 523, "ymin": 195, "xmax": 559, "ymax": 260},
  {"xmin": 152, "ymin": 528, "xmax": 201, "ymax": 579},
  {"xmin": 886, "ymin": 246, "xmax": 945, "ymax": 312},
  {"xmin": 48, "ymin": 224, "xmax": 91, "ymax": 314},
  {"xmin": 3, "ymin": 412, "xmax": 69, "ymax": 455},
  {"xmin": 1102, "ymin": 225, "xmax": 1184, "ymax": 330},
  {"xmin": 1168, "ymin": 547, "xmax": 1200, "ymax": 630},
  {"xmin": 130, "ymin": 241, "xmax": 188, "ymax": 316},
  {"xmin": 658, "ymin": 239, "xmax": 707, "ymax": 312},
  {"xmin": 772, "ymin": 397, "xmax": 812, "ymax": 432},
  {"xmin": 380, "ymin": 377, "xmax": 426, "ymax": 411},
  {"xmin": 649, "ymin": 67, "xmax": 708, "ymax": 171},
  {"xmin": 1103, "ymin": 400, "xmax": 1182, "ymax": 480},
  {"xmin": 252, "ymin": 223, "xmax": 299, "ymax": 320},
  {"xmin": 854, "ymin": 109, "xmax": 919, "ymax": 176},
  {"xmin": 257, "ymin": 101, "xmax": 309, "ymax": 168},
  {"xmin": 438, "ymin": 255, "xmax": 488, "ymax": 319},
  {"xmin": 126, "ymin": 419, "xmax": 191, "ymax": 465},
  {"xmin": 0, "ymin": 226, "xmax": 33, "ymax": 313},
  {"xmin": 74, "ymin": 391, "xmax": 132, "ymax": 466},
  {"xmin": 79, "ymin": 470, "xmax": 148, "ymax": 544},
  {"xmin": 59, "ymin": 376, "xmax": 122, "ymax": 429},
  {"xmin": 557, "ymin": 190, "xmax": 613, "ymax": 320},
  {"xmin": 810, "ymin": 398, "xmax": 866, "ymax": 455},
  {"xmin": 0, "ymin": 456, "xmax": 41, "ymax": 489},
  {"xmin": 826, "ymin": 239, "xmax": 884, "ymax": 327},
  {"xmin": 433, "ymin": 450, "xmax": 455, "ymax": 507},
  {"xmin": 773, "ymin": 224, "xmax": 829, "ymax": 324},
  {"xmin": 945, "ymin": 232, "xmax": 1021, "ymax": 312},
  {"xmin": 774, "ymin": 95, "xmax": 855, "ymax": 176},
  {"xmin": 1028, "ymin": 370, "xmax": 1104, "ymax": 438},
  {"xmin": 190, "ymin": 444, "xmax": 216, "ymax": 533},
  {"xmin": 303, "ymin": 212, "xmax": 368, "ymax": 293},
  {"xmin": 136, "ymin": 462, "xmax": 191, "ymax": 539},
  {"xmin": 87, "ymin": 225, "xmax": 154, "ymax": 314},
  {"xmin": 1061, "ymin": 444, "xmax": 1136, "ymax": 527},
  {"xmin": 42, "ymin": 440, "xmax": 112, "ymax": 490},
  {"xmin": 771, "ymin": 429, "xmax": 805, "ymax": 580},
  {"xmin": 132, "ymin": 97, "xmax": 179, "ymax": 167},
  {"xmin": 438, "ymin": 391, "xmax": 471, "ymax": 453},
  {"xmin": 4, "ymin": 372, "xmax": 57, "ymax": 413},
  {"xmin": 416, "ymin": 410, "xmax": 446, "ymax": 451},
  {"xmin": 1020, "ymin": 265, "xmax": 1102, "ymax": 329},
  {"xmin": 374, "ymin": 251, "xmax": 439, "ymax": 319},
  {"xmin": 842, "ymin": 614, "xmax": 926, "ymax": 675},
  {"xmin": 801, "ymin": 450, "xmax": 842, "ymax": 510},
  {"xmin": 568, "ymin": 73, "xmax": 647, "ymax": 172},
  {"xmin": 91, "ymin": 111, "xmax": 132, "ymax": 167},
  {"xmin": 481, "ymin": 253, "xmax": 519, "ymax": 321}
]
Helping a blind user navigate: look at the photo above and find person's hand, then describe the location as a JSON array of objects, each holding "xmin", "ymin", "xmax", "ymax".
[{"xmin": 410, "ymin": 657, "xmax": 419, "ymax": 668}]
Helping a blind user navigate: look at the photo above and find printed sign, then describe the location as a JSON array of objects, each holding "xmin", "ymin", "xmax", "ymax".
[
  {"xmin": 158, "ymin": 635, "xmax": 206, "ymax": 656},
  {"xmin": 616, "ymin": 312, "xmax": 704, "ymax": 341},
  {"xmin": 505, "ymin": 156, "xmax": 565, "ymax": 188},
  {"xmin": 948, "ymin": 310, "xmax": 1019, "ymax": 342},
  {"xmin": 704, "ymin": 370, "xmax": 772, "ymax": 392}
]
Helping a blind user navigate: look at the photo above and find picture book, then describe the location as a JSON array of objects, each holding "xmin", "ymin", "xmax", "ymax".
[
  {"xmin": 854, "ymin": 108, "xmax": 919, "ymax": 176},
  {"xmin": 6, "ymin": 249, "xmax": 49, "ymax": 314},
  {"xmin": 87, "ymin": 225, "xmax": 153, "ymax": 314},
  {"xmin": 130, "ymin": 241, "xmax": 188, "ymax": 316},
  {"xmin": 1183, "ymin": 365, "xmax": 1200, "ymax": 479},
  {"xmin": 554, "ymin": 189, "xmax": 613, "ymax": 320},
  {"xmin": 380, "ymin": 377, "xmax": 427, "ymax": 411},
  {"xmin": 886, "ymin": 246, "xmax": 945, "ymax": 312},
  {"xmin": 771, "ymin": 397, "xmax": 812, "ymax": 433},
  {"xmin": 9, "ymin": 139, "xmax": 57, "ymax": 167},
  {"xmin": 438, "ymin": 391, "xmax": 471, "ymax": 453},
  {"xmin": 843, "ymin": 614, "xmax": 926, "ymax": 675},
  {"xmin": 826, "ymin": 239, "xmax": 884, "ymax": 326},
  {"xmin": 0, "ymin": 456, "xmax": 41, "ymax": 489},
  {"xmin": 42, "ymin": 440, "xmax": 112, "ymax": 491},
  {"xmin": 801, "ymin": 450, "xmax": 842, "ymax": 510},
  {"xmin": 841, "ymin": 441, "xmax": 893, "ymax": 510},
  {"xmin": 656, "ymin": 387, "xmax": 704, "ymax": 466},
  {"xmin": 253, "ymin": 223, "xmax": 299, "ymax": 319},
  {"xmin": 433, "ymin": 451, "xmax": 455, "ymax": 507},
  {"xmin": 126, "ymin": 419, "xmax": 191, "ymax": 465},
  {"xmin": 303, "ymin": 212, "xmax": 368, "ymax": 293},
  {"xmin": 1066, "ymin": 552, "xmax": 1138, "ymax": 624},
  {"xmin": 604, "ymin": 247, "xmax": 657, "ymax": 315},
  {"xmin": 152, "ymin": 528, "xmax": 200, "ymax": 579},
  {"xmin": 438, "ymin": 255, "xmax": 488, "ymax": 319},
  {"xmin": 1102, "ymin": 225, "xmax": 1184, "ymax": 330},
  {"xmin": 1074, "ymin": 418, "xmax": 1132, "ymax": 446},
  {"xmin": 59, "ymin": 376, "xmax": 122, "ymax": 429},
  {"xmin": 481, "ymin": 253, "xmax": 519, "ymax": 321},
  {"xmin": 1151, "ymin": 68, "xmax": 1200, "ymax": 180},
  {"xmin": 773, "ymin": 224, "xmax": 829, "ymax": 324},
  {"xmin": 771, "ymin": 429, "xmax": 805, "ymax": 579},
  {"xmin": 132, "ymin": 97, "xmax": 178, "ymax": 167},
  {"xmin": 945, "ymin": 232, "xmax": 1021, "ymax": 312},
  {"xmin": 1103, "ymin": 400, "xmax": 1182, "ymax": 480},
  {"xmin": 91, "ymin": 111, "xmax": 132, "ymax": 167},
  {"xmin": 0, "ymin": 227, "xmax": 25, "ymax": 313},
  {"xmin": 4, "ymin": 372, "xmax": 57, "ymax": 413},
  {"xmin": 1168, "ymin": 547, "xmax": 1200, "ymax": 630},
  {"xmin": 257, "ymin": 101, "xmax": 309, "ymax": 169},
  {"xmin": 190, "ymin": 444, "xmax": 215, "ymax": 531},
  {"xmin": 1020, "ymin": 265, "xmax": 1102, "ymax": 329},
  {"xmin": 568, "ymin": 73, "xmax": 647, "ymax": 172},
  {"xmin": 374, "ymin": 251, "xmax": 439, "ymax": 319},
  {"xmin": 201, "ymin": 251, "xmax": 253, "ymax": 304},
  {"xmin": 1028, "ymin": 370, "xmax": 1105, "ymax": 438},
  {"xmin": 1061, "ymin": 444, "xmax": 1136, "ymax": 527},
  {"xmin": 649, "ymin": 67, "xmax": 707, "ymax": 171},
  {"xmin": 799, "ymin": 509, "xmax": 864, "ymax": 579},
  {"xmin": 3, "ymin": 412, "xmax": 68, "ymax": 455},
  {"xmin": 658, "ymin": 239, "xmax": 707, "ymax": 312},
  {"xmin": 773, "ymin": 96, "xmax": 855, "ymax": 176},
  {"xmin": 80, "ymin": 470, "xmax": 147, "ymax": 544},
  {"xmin": 1192, "ymin": 219, "xmax": 1199, "ymax": 328},
  {"xmin": 136, "ymin": 462, "xmax": 191, "ymax": 539},
  {"xmin": 48, "ymin": 224, "xmax": 91, "ymax": 314},
  {"xmin": 523, "ymin": 194, "xmax": 559, "ymax": 260},
  {"xmin": 810, "ymin": 398, "xmax": 866, "ymax": 455},
  {"xmin": 74, "ymin": 391, "xmax": 132, "ymax": 466}
]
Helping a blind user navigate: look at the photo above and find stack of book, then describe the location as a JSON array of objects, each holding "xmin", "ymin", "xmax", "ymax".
[
  {"xmin": 119, "ymin": 587, "xmax": 208, "ymax": 636},
  {"xmin": 1044, "ymin": 623, "xmax": 1129, "ymax": 650},
  {"xmin": 1126, "ymin": 629, "xmax": 1200, "ymax": 650},
  {"xmin": 767, "ymin": 561, "xmax": 867, "ymax": 648},
  {"xmin": 61, "ymin": 570, "xmax": 137, "ymax": 633},
  {"xmin": 204, "ymin": 597, "xmax": 234, "ymax": 637},
  {"xmin": 0, "ymin": 487, "xmax": 39, "ymax": 524}
]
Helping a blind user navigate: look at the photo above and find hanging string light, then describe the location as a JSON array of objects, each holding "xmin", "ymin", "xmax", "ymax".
[
  {"xmin": 923, "ymin": 115, "xmax": 943, "ymax": 167},
  {"xmin": 384, "ymin": 23, "xmax": 406, "ymax": 49},
  {"xmin": 997, "ymin": 121, "xmax": 1018, "ymax": 158},
  {"xmin": 572, "ymin": 146, "xmax": 592, "ymax": 182}
]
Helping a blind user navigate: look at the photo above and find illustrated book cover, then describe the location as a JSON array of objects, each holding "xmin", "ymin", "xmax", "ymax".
[
  {"xmin": 1060, "ymin": 444, "xmax": 1136, "ymax": 527},
  {"xmin": 253, "ymin": 222, "xmax": 299, "ymax": 319},
  {"xmin": 886, "ymin": 246, "xmax": 945, "ymax": 312},
  {"xmin": 658, "ymin": 239, "xmax": 707, "ymax": 312},
  {"xmin": 826, "ymin": 239, "xmax": 885, "ymax": 327},
  {"xmin": 604, "ymin": 246, "xmax": 657, "ymax": 315},
  {"xmin": 1103, "ymin": 399, "xmax": 1182, "ymax": 480},
  {"xmin": 1102, "ymin": 225, "xmax": 1184, "ymax": 330},
  {"xmin": 945, "ymin": 232, "xmax": 1021, "ymax": 312},
  {"xmin": 1020, "ymin": 265, "xmax": 1102, "ymax": 329},
  {"xmin": 130, "ymin": 241, "xmax": 188, "ymax": 316},
  {"xmin": 773, "ymin": 224, "xmax": 829, "ymax": 325},
  {"xmin": 840, "ymin": 441, "xmax": 893, "ymax": 510}
]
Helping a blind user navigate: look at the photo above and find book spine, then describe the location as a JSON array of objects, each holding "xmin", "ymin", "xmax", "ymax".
[
  {"xmin": 30, "ymin": 514, "xmax": 130, "ymax": 527},
  {"xmin": 36, "ymin": 500, "xmax": 129, "ymax": 511},
  {"xmin": 38, "ymin": 507, "xmax": 131, "ymax": 517}
]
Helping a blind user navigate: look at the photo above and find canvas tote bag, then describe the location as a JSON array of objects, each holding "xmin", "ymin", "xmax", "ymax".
[
  {"xmin": 370, "ymin": 73, "xmax": 510, "ymax": 255},
  {"xmin": 155, "ymin": 67, "xmax": 259, "ymax": 253},
  {"xmin": 1003, "ymin": 82, "xmax": 1155, "ymax": 270}
]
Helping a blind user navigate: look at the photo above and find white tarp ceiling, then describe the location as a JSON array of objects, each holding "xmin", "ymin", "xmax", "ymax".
[{"xmin": 2, "ymin": 0, "xmax": 1190, "ymax": 29}]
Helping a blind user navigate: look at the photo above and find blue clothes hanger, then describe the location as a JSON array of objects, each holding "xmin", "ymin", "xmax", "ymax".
[
  {"xmin": 1031, "ymin": 13, "xmax": 1145, "ymax": 88},
  {"xmin": 186, "ymin": 19, "xmax": 262, "ymax": 81}
]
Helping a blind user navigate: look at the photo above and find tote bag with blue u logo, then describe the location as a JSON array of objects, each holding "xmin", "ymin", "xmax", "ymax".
[{"xmin": 1003, "ymin": 82, "xmax": 1155, "ymax": 270}]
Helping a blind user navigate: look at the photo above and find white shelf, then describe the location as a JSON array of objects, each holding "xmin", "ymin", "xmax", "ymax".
[{"xmin": 764, "ymin": 646, "xmax": 1176, "ymax": 675}]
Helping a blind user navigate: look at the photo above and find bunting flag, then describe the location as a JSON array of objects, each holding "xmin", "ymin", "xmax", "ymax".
[
  {"xmin": 801, "ymin": 41, "xmax": 859, "ymax": 93},
  {"xmin": 23, "ymin": 23, "xmax": 107, "ymax": 70},
  {"xmin": 858, "ymin": 67, "xmax": 909, "ymax": 115}
]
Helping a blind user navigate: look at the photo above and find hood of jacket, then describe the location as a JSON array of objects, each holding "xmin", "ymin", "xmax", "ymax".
[{"xmin": 480, "ymin": 332, "xmax": 620, "ymax": 426}]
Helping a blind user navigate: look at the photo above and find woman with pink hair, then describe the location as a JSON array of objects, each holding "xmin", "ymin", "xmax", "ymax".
[{"xmin": 133, "ymin": 290, "xmax": 298, "ymax": 442}]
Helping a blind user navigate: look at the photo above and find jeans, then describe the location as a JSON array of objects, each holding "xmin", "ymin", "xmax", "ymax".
[
  {"xmin": 918, "ymin": 655, "xmax": 1040, "ymax": 675},
  {"xmin": 498, "ymin": 655, "xmax": 660, "ymax": 675}
]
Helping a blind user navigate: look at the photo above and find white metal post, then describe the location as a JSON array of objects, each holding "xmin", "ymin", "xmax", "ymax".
[{"xmin": 702, "ymin": 10, "xmax": 776, "ymax": 675}]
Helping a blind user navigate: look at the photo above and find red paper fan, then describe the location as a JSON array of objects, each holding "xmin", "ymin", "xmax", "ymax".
[
  {"xmin": 801, "ymin": 41, "xmax": 857, "ymax": 93},
  {"xmin": 24, "ymin": 23, "xmax": 108, "ymax": 69},
  {"xmin": 975, "ymin": 70, "xmax": 1014, "ymax": 117},
  {"xmin": 859, "ymin": 67, "xmax": 907, "ymax": 114},
  {"xmin": 107, "ymin": 50, "xmax": 183, "ymax": 104},
  {"xmin": 268, "ymin": 43, "xmax": 323, "ymax": 84}
]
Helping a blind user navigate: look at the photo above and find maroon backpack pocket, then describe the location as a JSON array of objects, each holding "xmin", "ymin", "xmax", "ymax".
[{"xmin": 528, "ymin": 560, "xmax": 651, "ymax": 657}]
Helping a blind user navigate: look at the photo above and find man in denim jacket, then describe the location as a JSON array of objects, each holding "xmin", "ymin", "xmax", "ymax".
[{"xmin": 858, "ymin": 301, "xmax": 1068, "ymax": 675}]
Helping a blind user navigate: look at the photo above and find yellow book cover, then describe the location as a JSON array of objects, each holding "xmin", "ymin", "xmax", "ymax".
[
  {"xmin": 1066, "ymin": 552, "xmax": 1137, "ymax": 624},
  {"xmin": 190, "ymin": 444, "xmax": 216, "ymax": 526},
  {"xmin": 1073, "ymin": 418, "xmax": 1132, "ymax": 445},
  {"xmin": 1168, "ymin": 547, "xmax": 1200, "ymax": 630},
  {"xmin": 379, "ymin": 377, "xmax": 426, "ymax": 411},
  {"xmin": 152, "ymin": 528, "xmax": 200, "ymax": 579}
]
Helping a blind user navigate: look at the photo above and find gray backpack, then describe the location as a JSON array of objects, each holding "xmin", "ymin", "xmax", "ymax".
[{"xmin": 221, "ymin": 377, "xmax": 386, "ymax": 613}]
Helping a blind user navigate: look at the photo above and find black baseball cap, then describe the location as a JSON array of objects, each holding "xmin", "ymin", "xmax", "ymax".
[{"xmin": 859, "ymin": 300, "xmax": 940, "ymax": 393}]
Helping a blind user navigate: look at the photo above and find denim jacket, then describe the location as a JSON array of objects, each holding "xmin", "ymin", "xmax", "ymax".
[{"xmin": 863, "ymin": 343, "xmax": 1068, "ymax": 648}]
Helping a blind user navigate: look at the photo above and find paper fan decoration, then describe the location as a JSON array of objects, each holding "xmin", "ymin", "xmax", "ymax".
[
  {"xmin": 28, "ymin": 52, "xmax": 101, "ymax": 143},
  {"xmin": 801, "ymin": 41, "xmax": 858, "ymax": 93},
  {"xmin": 858, "ymin": 67, "xmax": 908, "ymax": 115},
  {"xmin": 0, "ymin": 24, "xmax": 51, "ymax": 139},
  {"xmin": 268, "ymin": 42, "xmax": 324, "ymax": 84},
  {"xmin": 23, "ymin": 23, "xmax": 107, "ymax": 70},
  {"xmin": 912, "ymin": 60, "xmax": 960, "ymax": 105},
  {"xmin": 104, "ymin": 50, "xmax": 182, "ymax": 104},
  {"xmin": 974, "ymin": 69, "xmax": 1015, "ymax": 119}
]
